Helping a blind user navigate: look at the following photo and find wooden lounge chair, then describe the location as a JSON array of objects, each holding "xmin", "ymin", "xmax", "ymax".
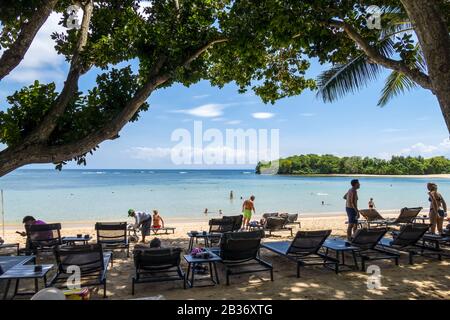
[
  {"xmin": 377, "ymin": 224, "xmax": 437, "ymax": 264},
  {"xmin": 214, "ymin": 230, "xmax": 273, "ymax": 285},
  {"xmin": 95, "ymin": 222, "xmax": 129, "ymax": 258},
  {"xmin": 24, "ymin": 223, "xmax": 62, "ymax": 255},
  {"xmin": 349, "ymin": 228, "xmax": 399, "ymax": 271},
  {"xmin": 261, "ymin": 217, "xmax": 293, "ymax": 237},
  {"xmin": 50, "ymin": 244, "xmax": 112, "ymax": 298},
  {"xmin": 261, "ymin": 230, "xmax": 338, "ymax": 277},
  {"xmin": 132, "ymin": 248, "xmax": 185, "ymax": 294}
]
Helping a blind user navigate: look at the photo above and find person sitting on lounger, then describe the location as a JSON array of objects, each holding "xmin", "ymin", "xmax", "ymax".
[
  {"xmin": 427, "ymin": 183, "xmax": 447, "ymax": 235},
  {"xmin": 344, "ymin": 180, "xmax": 360, "ymax": 241},
  {"xmin": 128, "ymin": 209, "xmax": 152, "ymax": 243},
  {"xmin": 242, "ymin": 195, "xmax": 256, "ymax": 230},
  {"xmin": 17, "ymin": 216, "xmax": 49, "ymax": 237},
  {"xmin": 150, "ymin": 238, "xmax": 162, "ymax": 248},
  {"xmin": 152, "ymin": 210, "xmax": 164, "ymax": 229}
]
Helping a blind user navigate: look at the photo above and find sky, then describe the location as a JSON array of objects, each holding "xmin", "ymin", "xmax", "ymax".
[{"xmin": 1, "ymin": 11, "xmax": 449, "ymax": 170}]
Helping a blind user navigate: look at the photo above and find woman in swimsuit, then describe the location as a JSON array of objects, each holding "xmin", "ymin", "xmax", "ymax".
[{"xmin": 427, "ymin": 183, "xmax": 447, "ymax": 235}]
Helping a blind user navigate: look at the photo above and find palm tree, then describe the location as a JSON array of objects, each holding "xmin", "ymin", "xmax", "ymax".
[{"xmin": 316, "ymin": 7, "xmax": 427, "ymax": 107}]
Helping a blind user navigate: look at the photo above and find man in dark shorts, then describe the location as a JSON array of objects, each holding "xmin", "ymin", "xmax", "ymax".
[
  {"xmin": 128, "ymin": 209, "xmax": 152, "ymax": 243},
  {"xmin": 343, "ymin": 179, "xmax": 360, "ymax": 241}
]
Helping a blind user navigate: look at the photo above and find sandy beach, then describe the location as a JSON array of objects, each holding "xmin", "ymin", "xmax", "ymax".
[{"xmin": 1, "ymin": 212, "xmax": 449, "ymax": 300}]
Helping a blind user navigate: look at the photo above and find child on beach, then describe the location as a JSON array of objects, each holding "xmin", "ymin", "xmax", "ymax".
[{"xmin": 152, "ymin": 210, "xmax": 165, "ymax": 229}]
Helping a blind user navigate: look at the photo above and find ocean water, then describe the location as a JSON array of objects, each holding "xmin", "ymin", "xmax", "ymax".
[{"xmin": 0, "ymin": 169, "xmax": 449, "ymax": 223}]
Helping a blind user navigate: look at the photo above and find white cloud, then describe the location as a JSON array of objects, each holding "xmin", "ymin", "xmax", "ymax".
[
  {"xmin": 173, "ymin": 104, "xmax": 227, "ymax": 118},
  {"xmin": 226, "ymin": 120, "xmax": 241, "ymax": 125},
  {"xmin": 5, "ymin": 13, "xmax": 67, "ymax": 84},
  {"xmin": 193, "ymin": 94, "xmax": 210, "ymax": 99},
  {"xmin": 252, "ymin": 112, "xmax": 275, "ymax": 119},
  {"xmin": 128, "ymin": 147, "xmax": 172, "ymax": 161},
  {"xmin": 399, "ymin": 138, "xmax": 450, "ymax": 156},
  {"xmin": 299, "ymin": 113, "xmax": 316, "ymax": 117}
]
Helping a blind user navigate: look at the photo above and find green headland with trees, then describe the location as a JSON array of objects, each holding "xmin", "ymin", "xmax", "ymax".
[{"xmin": 256, "ymin": 155, "xmax": 450, "ymax": 175}]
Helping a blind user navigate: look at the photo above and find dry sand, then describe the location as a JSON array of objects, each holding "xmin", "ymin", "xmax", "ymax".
[{"xmin": 1, "ymin": 213, "xmax": 449, "ymax": 300}]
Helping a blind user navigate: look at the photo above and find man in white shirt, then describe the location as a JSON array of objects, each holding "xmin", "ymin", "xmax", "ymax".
[{"xmin": 128, "ymin": 209, "xmax": 152, "ymax": 243}]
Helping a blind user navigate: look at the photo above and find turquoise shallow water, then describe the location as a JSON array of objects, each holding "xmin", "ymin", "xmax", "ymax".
[{"xmin": 0, "ymin": 169, "xmax": 448, "ymax": 223}]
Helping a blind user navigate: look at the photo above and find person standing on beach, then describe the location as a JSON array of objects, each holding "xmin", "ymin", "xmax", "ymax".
[
  {"xmin": 344, "ymin": 180, "xmax": 360, "ymax": 241},
  {"xmin": 368, "ymin": 198, "xmax": 375, "ymax": 210},
  {"xmin": 427, "ymin": 183, "xmax": 447, "ymax": 234},
  {"xmin": 242, "ymin": 195, "xmax": 256, "ymax": 230},
  {"xmin": 128, "ymin": 209, "xmax": 152, "ymax": 243},
  {"xmin": 230, "ymin": 190, "xmax": 234, "ymax": 200}
]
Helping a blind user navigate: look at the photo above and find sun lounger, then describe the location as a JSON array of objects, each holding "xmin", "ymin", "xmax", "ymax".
[
  {"xmin": 279, "ymin": 213, "xmax": 301, "ymax": 228},
  {"xmin": 262, "ymin": 212, "xmax": 279, "ymax": 220},
  {"xmin": 132, "ymin": 248, "xmax": 185, "ymax": 294},
  {"xmin": 377, "ymin": 223, "xmax": 437, "ymax": 264},
  {"xmin": 386, "ymin": 207, "xmax": 423, "ymax": 226},
  {"xmin": 24, "ymin": 223, "xmax": 62, "ymax": 255},
  {"xmin": 213, "ymin": 230, "xmax": 273, "ymax": 285},
  {"xmin": 359, "ymin": 209, "xmax": 387, "ymax": 228},
  {"xmin": 50, "ymin": 244, "xmax": 112, "ymax": 298},
  {"xmin": 260, "ymin": 217, "xmax": 293, "ymax": 237},
  {"xmin": 95, "ymin": 222, "xmax": 129, "ymax": 258},
  {"xmin": 261, "ymin": 230, "xmax": 338, "ymax": 277},
  {"xmin": 223, "ymin": 215, "xmax": 243, "ymax": 231},
  {"xmin": 208, "ymin": 218, "xmax": 235, "ymax": 246},
  {"xmin": 348, "ymin": 228, "xmax": 399, "ymax": 270}
]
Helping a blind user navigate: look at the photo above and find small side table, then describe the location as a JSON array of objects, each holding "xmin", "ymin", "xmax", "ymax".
[
  {"xmin": 0, "ymin": 264, "xmax": 53, "ymax": 300},
  {"xmin": 62, "ymin": 236, "xmax": 92, "ymax": 245},
  {"xmin": 184, "ymin": 252, "xmax": 221, "ymax": 288},
  {"xmin": 322, "ymin": 238, "xmax": 360, "ymax": 272}
]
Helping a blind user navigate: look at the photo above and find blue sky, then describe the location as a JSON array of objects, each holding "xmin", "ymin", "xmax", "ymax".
[{"xmin": 1, "ymin": 13, "xmax": 449, "ymax": 170}]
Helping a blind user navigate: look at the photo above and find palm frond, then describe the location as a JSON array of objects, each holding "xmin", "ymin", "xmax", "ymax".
[
  {"xmin": 378, "ymin": 71, "xmax": 418, "ymax": 107},
  {"xmin": 316, "ymin": 55, "xmax": 382, "ymax": 103}
]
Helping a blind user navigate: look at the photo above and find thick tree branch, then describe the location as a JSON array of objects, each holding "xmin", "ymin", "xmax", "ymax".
[
  {"xmin": 24, "ymin": 0, "xmax": 94, "ymax": 144},
  {"xmin": 329, "ymin": 19, "xmax": 432, "ymax": 90},
  {"xmin": 0, "ymin": 0, "xmax": 58, "ymax": 81},
  {"xmin": 0, "ymin": 37, "xmax": 228, "ymax": 176}
]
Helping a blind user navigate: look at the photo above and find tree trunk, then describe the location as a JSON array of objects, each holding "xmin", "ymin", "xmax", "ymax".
[{"xmin": 401, "ymin": 0, "xmax": 450, "ymax": 133}]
